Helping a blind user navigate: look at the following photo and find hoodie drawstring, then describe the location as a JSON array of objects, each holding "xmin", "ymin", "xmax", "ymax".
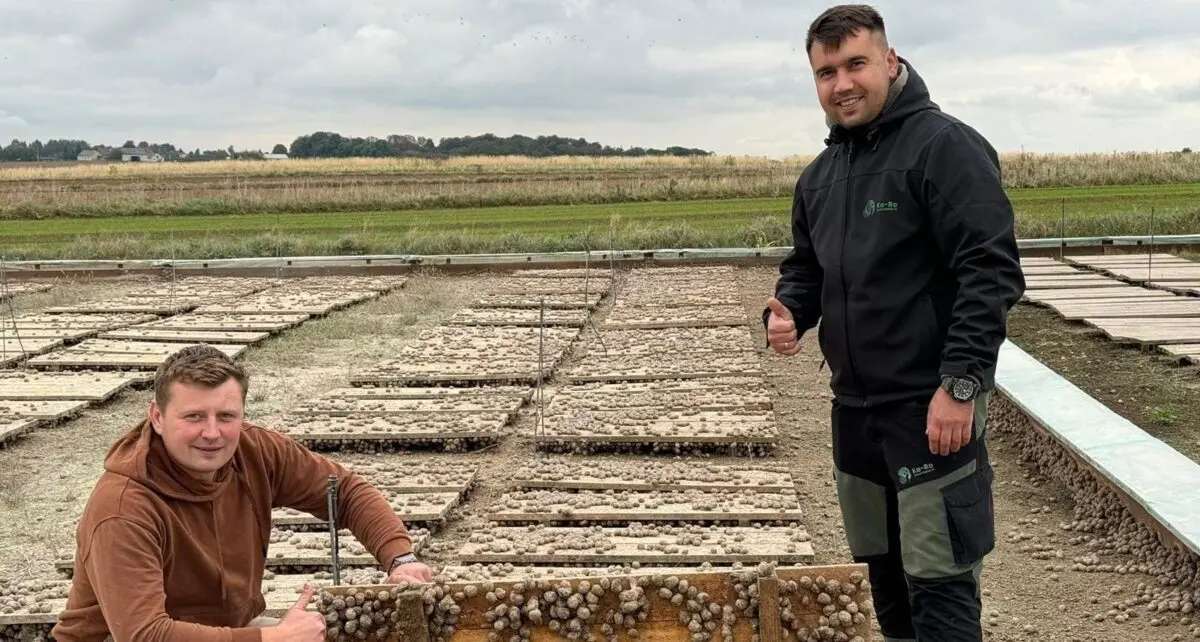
[{"xmin": 213, "ymin": 504, "xmax": 227, "ymax": 605}]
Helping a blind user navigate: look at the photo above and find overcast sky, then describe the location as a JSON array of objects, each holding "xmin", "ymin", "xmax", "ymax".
[{"xmin": 1, "ymin": 0, "xmax": 1196, "ymax": 157}]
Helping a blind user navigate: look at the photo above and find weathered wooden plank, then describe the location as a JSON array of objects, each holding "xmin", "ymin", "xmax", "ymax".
[
  {"xmin": 1063, "ymin": 253, "xmax": 1190, "ymax": 267},
  {"xmin": 27, "ymin": 341, "xmax": 246, "ymax": 370},
  {"xmin": 1019, "ymin": 265, "xmax": 1092, "ymax": 275},
  {"xmin": 273, "ymin": 491, "xmax": 461, "ymax": 528},
  {"xmin": 561, "ymin": 351, "xmax": 764, "ymax": 383},
  {"xmin": 290, "ymin": 395, "xmax": 526, "ymax": 416},
  {"xmin": 1022, "ymin": 276, "xmax": 1123, "ymax": 289},
  {"xmin": 61, "ymin": 339, "xmax": 247, "ymax": 356},
  {"xmin": 512, "ymin": 459, "xmax": 794, "ymax": 492},
  {"xmin": 488, "ymin": 489, "xmax": 805, "ymax": 525},
  {"xmin": 1160, "ymin": 343, "xmax": 1200, "ymax": 364},
  {"xmin": 470, "ymin": 292, "xmax": 603, "ymax": 309},
  {"xmin": 323, "ymin": 386, "xmax": 533, "ymax": 402},
  {"xmin": 446, "ymin": 307, "xmax": 589, "ymax": 327},
  {"xmin": 349, "ymin": 363, "xmax": 557, "ymax": 386},
  {"xmin": 0, "ymin": 399, "xmax": 90, "ymax": 421},
  {"xmin": 1022, "ymin": 286, "xmax": 1177, "ymax": 303},
  {"xmin": 508, "ymin": 268, "xmax": 614, "ymax": 279},
  {"xmin": 321, "ymin": 455, "xmax": 478, "ymax": 493},
  {"xmin": 547, "ymin": 379, "xmax": 771, "ymax": 412},
  {"xmin": 602, "ymin": 304, "xmax": 747, "ymax": 329},
  {"xmin": 289, "ymin": 275, "xmax": 409, "ymax": 292},
  {"xmin": 98, "ymin": 328, "xmax": 271, "ymax": 344},
  {"xmin": 0, "ymin": 418, "xmax": 39, "ymax": 445},
  {"xmin": 141, "ymin": 312, "xmax": 310, "ymax": 332},
  {"xmin": 1096, "ymin": 266, "xmax": 1200, "ymax": 282},
  {"xmin": 1083, "ymin": 317, "xmax": 1200, "ymax": 345},
  {"xmin": 1, "ymin": 313, "xmax": 160, "ymax": 329},
  {"xmin": 1048, "ymin": 299, "xmax": 1200, "ymax": 320},
  {"xmin": 578, "ymin": 326, "xmax": 756, "ymax": 355},
  {"xmin": 0, "ymin": 371, "xmax": 149, "ymax": 401},
  {"xmin": 43, "ymin": 298, "xmax": 198, "ymax": 315},
  {"xmin": 277, "ymin": 413, "xmax": 513, "ymax": 444},
  {"xmin": 458, "ymin": 525, "xmax": 814, "ymax": 565}
]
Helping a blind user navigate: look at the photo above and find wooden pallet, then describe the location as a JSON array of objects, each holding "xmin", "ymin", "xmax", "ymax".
[
  {"xmin": 487, "ymin": 489, "xmax": 805, "ymax": 525},
  {"xmin": 42, "ymin": 298, "xmax": 198, "ymax": 315},
  {"xmin": 26, "ymin": 341, "xmax": 246, "ymax": 370},
  {"xmin": 1160, "ymin": 343, "xmax": 1200, "ymax": 364},
  {"xmin": 1046, "ymin": 299, "xmax": 1200, "ymax": 320},
  {"xmin": 1022, "ymin": 276, "xmax": 1123, "ymax": 289},
  {"xmin": 485, "ymin": 278, "xmax": 612, "ymax": 295},
  {"xmin": 319, "ymin": 386, "xmax": 533, "ymax": 402},
  {"xmin": 0, "ymin": 338, "xmax": 64, "ymax": 366},
  {"xmin": 0, "ymin": 399, "xmax": 90, "ymax": 421},
  {"xmin": 320, "ymin": 455, "xmax": 479, "ymax": 493},
  {"xmin": 561, "ymin": 351, "xmax": 764, "ymax": 383},
  {"xmin": 290, "ymin": 394, "xmax": 526, "ymax": 416},
  {"xmin": 0, "ymin": 371, "xmax": 149, "ymax": 401},
  {"xmin": 288, "ymin": 275, "xmax": 409, "ymax": 292},
  {"xmin": 349, "ymin": 362, "xmax": 558, "ymax": 386},
  {"xmin": 458, "ymin": 525, "xmax": 814, "ymax": 565},
  {"xmin": 194, "ymin": 290, "xmax": 380, "ymax": 316},
  {"xmin": 1022, "ymin": 286, "xmax": 1177, "ymax": 303},
  {"xmin": 0, "ymin": 418, "xmax": 39, "ymax": 445},
  {"xmin": 1093, "ymin": 266, "xmax": 1200, "ymax": 283},
  {"xmin": 508, "ymin": 268, "xmax": 614, "ymax": 279},
  {"xmin": 578, "ymin": 326, "xmax": 757, "ymax": 354},
  {"xmin": 512, "ymin": 459, "xmax": 794, "ymax": 493},
  {"xmin": 277, "ymin": 413, "xmax": 514, "ymax": 446},
  {"xmin": 1, "ymin": 313, "xmax": 160, "ymax": 329}
]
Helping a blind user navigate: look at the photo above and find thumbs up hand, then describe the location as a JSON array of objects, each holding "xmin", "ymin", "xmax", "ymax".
[{"xmin": 765, "ymin": 297, "xmax": 801, "ymax": 356}]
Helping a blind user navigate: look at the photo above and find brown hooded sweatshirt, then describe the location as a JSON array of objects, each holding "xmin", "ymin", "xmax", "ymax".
[{"xmin": 51, "ymin": 420, "xmax": 414, "ymax": 642}]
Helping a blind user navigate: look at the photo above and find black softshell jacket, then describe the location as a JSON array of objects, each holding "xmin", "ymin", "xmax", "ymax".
[{"xmin": 767, "ymin": 59, "xmax": 1025, "ymax": 407}]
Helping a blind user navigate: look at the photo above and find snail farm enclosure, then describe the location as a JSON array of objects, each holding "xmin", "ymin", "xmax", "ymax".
[{"xmin": 2, "ymin": 254, "xmax": 1200, "ymax": 640}]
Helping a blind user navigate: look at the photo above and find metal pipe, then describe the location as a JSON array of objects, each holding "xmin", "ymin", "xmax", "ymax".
[{"xmin": 327, "ymin": 474, "xmax": 341, "ymax": 586}]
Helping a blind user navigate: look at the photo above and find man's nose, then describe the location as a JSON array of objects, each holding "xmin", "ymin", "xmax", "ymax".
[{"xmin": 200, "ymin": 418, "xmax": 221, "ymax": 439}]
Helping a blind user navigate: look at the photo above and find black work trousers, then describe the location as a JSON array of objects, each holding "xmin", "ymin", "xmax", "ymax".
[{"xmin": 831, "ymin": 391, "xmax": 995, "ymax": 642}]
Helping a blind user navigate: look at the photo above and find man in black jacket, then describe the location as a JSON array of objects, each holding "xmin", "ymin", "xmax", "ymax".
[{"xmin": 764, "ymin": 5, "xmax": 1025, "ymax": 641}]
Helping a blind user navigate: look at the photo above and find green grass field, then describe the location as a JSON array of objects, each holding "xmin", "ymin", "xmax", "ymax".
[{"xmin": 1, "ymin": 183, "xmax": 1196, "ymax": 260}]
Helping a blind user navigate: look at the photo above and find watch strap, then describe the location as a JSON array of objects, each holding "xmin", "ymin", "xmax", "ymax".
[{"xmin": 389, "ymin": 552, "xmax": 419, "ymax": 571}]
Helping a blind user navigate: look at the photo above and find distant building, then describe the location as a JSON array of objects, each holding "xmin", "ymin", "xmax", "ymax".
[
  {"xmin": 77, "ymin": 150, "xmax": 101, "ymax": 162},
  {"xmin": 120, "ymin": 147, "xmax": 164, "ymax": 162},
  {"xmin": 263, "ymin": 153, "xmax": 289, "ymax": 160}
]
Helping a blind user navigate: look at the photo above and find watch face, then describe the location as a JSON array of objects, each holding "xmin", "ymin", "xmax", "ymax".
[{"xmin": 952, "ymin": 378, "xmax": 976, "ymax": 401}]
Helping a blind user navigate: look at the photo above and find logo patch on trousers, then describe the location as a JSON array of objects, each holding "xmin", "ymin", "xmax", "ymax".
[{"xmin": 897, "ymin": 463, "xmax": 934, "ymax": 486}]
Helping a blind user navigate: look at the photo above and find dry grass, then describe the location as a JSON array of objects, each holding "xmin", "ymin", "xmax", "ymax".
[{"xmin": 2, "ymin": 152, "xmax": 1198, "ymax": 221}]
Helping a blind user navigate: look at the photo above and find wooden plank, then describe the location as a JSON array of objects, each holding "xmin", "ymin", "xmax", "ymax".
[
  {"xmin": 62, "ymin": 339, "xmax": 248, "ymax": 356},
  {"xmin": 322, "ymin": 386, "xmax": 533, "ymax": 402},
  {"xmin": 0, "ymin": 328, "xmax": 96, "ymax": 341},
  {"xmin": 43, "ymin": 298, "xmax": 197, "ymax": 315},
  {"xmin": 272, "ymin": 491, "xmax": 460, "ymax": 528},
  {"xmin": 277, "ymin": 413, "xmax": 513, "ymax": 445},
  {"xmin": 0, "ymin": 399, "xmax": 89, "ymax": 421},
  {"xmin": 141, "ymin": 313, "xmax": 310, "ymax": 332},
  {"xmin": 1064, "ymin": 253, "xmax": 1190, "ymax": 267},
  {"xmin": 1, "ymin": 313, "xmax": 160, "ymax": 329},
  {"xmin": 561, "ymin": 351, "xmax": 764, "ymax": 383},
  {"xmin": 1083, "ymin": 317, "xmax": 1200, "ymax": 345},
  {"xmin": 1150, "ymin": 281, "xmax": 1200, "ymax": 296},
  {"xmin": 1022, "ymin": 286, "xmax": 1176, "ymax": 303},
  {"xmin": 458, "ymin": 525, "xmax": 814, "ymax": 565},
  {"xmin": 194, "ymin": 289, "xmax": 382, "ymax": 315},
  {"xmin": 1160, "ymin": 343, "xmax": 1200, "ymax": 364},
  {"xmin": 349, "ymin": 363, "xmax": 557, "ymax": 386},
  {"xmin": 27, "ymin": 342, "xmax": 247, "ymax": 370},
  {"xmin": 508, "ymin": 268, "xmax": 614, "ymax": 279},
  {"xmin": 602, "ymin": 304, "xmax": 747, "ymax": 329},
  {"xmin": 1019, "ymin": 265, "xmax": 1091, "ymax": 275},
  {"xmin": 580, "ymin": 326, "xmax": 757, "ymax": 354},
  {"xmin": 289, "ymin": 275, "xmax": 409, "ymax": 292},
  {"xmin": 547, "ymin": 379, "xmax": 771, "ymax": 412},
  {"xmin": 470, "ymin": 292, "xmax": 603, "ymax": 309},
  {"xmin": 290, "ymin": 395, "xmax": 526, "ymax": 416},
  {"xmin": 512, "ymin": 459, "xmax": 794, "ymax": 492},
  {"xmin": 1046, "ymin": 299, "xmax": 1200, "ymax": 320},
  {"xmin": 487, "ymin": 489, "xmax": 805, "ymax": 524},
  {"xmin": 98, "ymin": 328, "xmax": 271, "ymax": 344},
  {"xmin": 0, "ymin": 418, "xmax": 39, "ymax": 445},
  {"xmin": 1022, "ymin": 277, "xmax": 1123, "ymax": 289},
  {"xmin": 446, "ymin": 307, "xmax": 589, "ymax": 327},
  {"xmin": 321, "ymin": 455, "xmax": 478, "ymax": 493},
  {"xmin": 0, "ymin": 371, "xmax": 149, "ymax": 401},
  {"xmin": 758, "ymin": 577, "xmax": 783, "ymax": 642},
  {"xmin": 1096, "ymin": 266, "xmax": 1200, "ymax": 282}
]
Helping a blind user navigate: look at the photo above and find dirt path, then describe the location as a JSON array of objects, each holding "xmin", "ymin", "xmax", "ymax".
[{"xmin": 1, "ymin": 268, "xmax": 1197, "ymax": 641}]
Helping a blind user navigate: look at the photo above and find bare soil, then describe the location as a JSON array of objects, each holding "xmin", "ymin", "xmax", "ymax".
[{"xmin": 0, "ymin": 267, "xmax": 1196, "ymax": 641}]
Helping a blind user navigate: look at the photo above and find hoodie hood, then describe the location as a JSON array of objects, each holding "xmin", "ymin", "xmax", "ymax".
[
  {"xmin": 104, "ymin": 418, "xmax": 237, "ymax": 503},
  {"xmin": 825, "ymin": 57, "xmax": 939, "ymax": 145}
]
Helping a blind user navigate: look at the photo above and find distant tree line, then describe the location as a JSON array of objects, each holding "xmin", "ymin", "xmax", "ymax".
[{"xmin": 287, "ymin": 132, "xmax": 712, "ymax": 158}]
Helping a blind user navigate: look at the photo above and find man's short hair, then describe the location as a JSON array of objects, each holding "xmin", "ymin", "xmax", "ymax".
[
  {"xmin": 806, "ymin": 4, "xmax": 887, "ymax": 54},
  {"xmin": 154, "ymin": 344, "xmax": 249, "ymax": 409}
]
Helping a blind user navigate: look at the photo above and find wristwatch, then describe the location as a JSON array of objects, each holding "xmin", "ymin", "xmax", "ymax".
[
  {"xmin": 388, "ymin": 552, "xmax": 419, "ymax": 572},
  {"xmin": 940, "ymin": 374, "xmax": 980, "ymax": 402}
]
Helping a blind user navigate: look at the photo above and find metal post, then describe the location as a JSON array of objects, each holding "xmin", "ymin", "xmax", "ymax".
[
  {"xmin": 536, "ymin": 298, "xmax": 545, "ymax": 437},
  {"xmin": 1059, "ymin": 198, "xmax": 1066, "ymax": 261},
  {"xmin": 1149, "ymin": 207, "xmax": 1156, "ymax": 283},
  {"xmin": 327, "ymin": 475, "xmax": 341, "ymax": 585}
]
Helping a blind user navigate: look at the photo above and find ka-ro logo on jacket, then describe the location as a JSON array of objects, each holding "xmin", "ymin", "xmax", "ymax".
[{"xmin": 863, "ymin": 199, "xmax": 899, "ymax": 218}]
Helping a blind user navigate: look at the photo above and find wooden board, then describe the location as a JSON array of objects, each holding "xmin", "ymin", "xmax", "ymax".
[
  {"xmin": 1, "ymin": 313, "xmax": 159, "ymax": 329},
  {"xmin": 195, "ymin": 289, "xmax": 380, "ymax": 315},
  {"xmin": 1083, "ymin": 317, "xmax": 1200, "ymax": 345},
  {"xmin": 547, "ymin": 378, "xmax": 772, "ymax": 412},
  {"xmin": 277, "ymin": 413, "xmax": 514, "ymax": 443},
  {"xmin": 0, "ymin": 328, "xmax": 96, "ymax": 341},
  {"xmin": 0, "ymin": 399, "xmax": 89, "ymax": 421},
  {"xmin": 446, "ymin": 307, "xmax": 589, "ymax": 327},
  {"xmin": 561, "ymin": 351, "xmax": 764, "ymax": 383},
  {"xmin": 0, "ymin": 371, "xmax": 149, "ymax": 401},
  {"xmin": 1150, "ymin": 281, "xmax": 1200, "ymax": 296},
  {"xmin": 1022, "ymin": 286, "xmax": 1176, "ymax": 303},
  {"xmin": 487, "ymin": 489, "xmax": 805, "ymax": 524},
  {"xmin": 1064, "ymin": 253, "xmax": 1191, "ymax": 267},
  {"xmin": 1091, "ymin": 266, "xmax": 1200, "ymax": 282},
  {"xmin": 0, "ymin": 418, "xmax": 39, "ymax": 444},
  {"xmin": 321, "ymin": 455, "xmax": 478, "ymax": 493},
  {"xmin": 601, "ymin": 304, "xmax": 747, "ymax": 329},
  {"xmin": 27, "ymin": 341, "xmax": 246, "ymax": 370},
  {"xmin": 458, "ymin": 525, "xmax": 814, "ymax": 565},
  {"xmin": 1020, "ymin": 265, "xmax": 1093, "ymax": 276},
  {"xmin": 98, "ymin": 328, "xmax": 271, "ymax": 344},
  {"xmin": 272, "ymin": 491, "xmax": 461, "ymax": 528},
  {"xmin": 321, "ymin": 386, "xmax": 533, "ymax": 402},
  {"xmin": 512, "ymin": 459, "xmax": 794, "ymax": 492},
  {"xmin": 0, "ymin": 338, "xmax": 63, "ymax": 366},
  {"xmin": 579, "ymin": 326, "xmax": 756, "ymax": 354},
  {"xmin": 349, "ymin": 362, "xmax": 558, "ymax": 386},
  {"xmin": 290, "ymin": 395, "xmax": 526, "ymax": 416},
  {"xmin": 1046, "ymin": 299, "xmax": 1200, "ymax": 320},
  {"xmin": 539, "ymin": 408, "xmax": 778, "ymax": 444},
  {"xmin": 58, "ymin": 339, "xmax": 247, "ymax": 356},
  {"xmin": 289, "ymin": 275, "xmax": 409, "ymax": 292},
  {"xmin": 43, "ymin": 298, "xmax": 197, "ymax": 315},
  {"xmin": 508, "ymin": 268, "xmax": 614, "ymax": 279},
  {"xmin": 52, "ymin": 529, "xmax": 431, "ymax": 576},
  {"xmin": 1160, "ymin": 343, "xmax": 1200, "ymax": 364},
  {"xmin": 141, "ymin": 313, "xmax": 310, "ymax": 332},
  {"xmin": 1022, "ymin": 276, "xmax": 1123, "ymax": 289},
  {"xmin": 470, "ymin": 292, "xmax": 603, "ymax": 309}
]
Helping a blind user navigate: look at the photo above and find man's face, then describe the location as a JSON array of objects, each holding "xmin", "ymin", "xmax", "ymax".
[
  {"xmin": 149, "ymin": 379, "xmax": 244, "ymax": 481},
  {"xmin": 809, "ymin": 27, "xmax": 899, "ymax": 129}
]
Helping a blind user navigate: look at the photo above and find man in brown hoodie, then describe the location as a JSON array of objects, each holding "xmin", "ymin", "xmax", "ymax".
[{"xmin": 52, "ymin": 344, "xmax": 433, "ymax": 642}]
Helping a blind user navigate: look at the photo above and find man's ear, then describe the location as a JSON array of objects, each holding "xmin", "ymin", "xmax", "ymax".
[
  {"xmin": 886, "ymin": 47, "xmax": 899, "ymax": 79},
  {"xmin": 149, "ymin": 401, "xmax": 164, "ymax": 435}
]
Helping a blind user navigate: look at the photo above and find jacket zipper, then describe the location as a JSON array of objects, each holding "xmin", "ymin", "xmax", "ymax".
[{"xmin": 840, "ymin": 139, "xmax": 866, "ymax": 404}]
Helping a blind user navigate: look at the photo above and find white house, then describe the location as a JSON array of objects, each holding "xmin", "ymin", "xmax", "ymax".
[
  {"xmin": 77, "ymin": 150, "xmax": 101, "ymax": 161},
  {"xmin": 120, "ymin": 147, "xmax": 164, "ymax": 162}
]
